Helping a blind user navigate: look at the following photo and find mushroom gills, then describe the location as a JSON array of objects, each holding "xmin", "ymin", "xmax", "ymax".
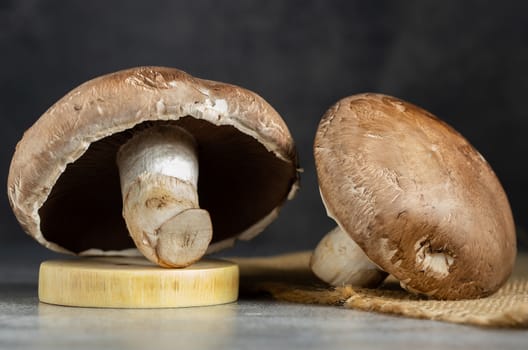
[
  {"xmin": 310, "ymin": 226, "xmax": 387, "ymax": 287},
  {"xmin": 117, "ymin": 125, "xmax": 212, "ymax": 267}
]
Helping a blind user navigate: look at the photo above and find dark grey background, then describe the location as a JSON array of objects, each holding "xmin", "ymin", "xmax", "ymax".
[{"xmin": 1, "ymin": 0, "xmax": 527, "ymax": 260}]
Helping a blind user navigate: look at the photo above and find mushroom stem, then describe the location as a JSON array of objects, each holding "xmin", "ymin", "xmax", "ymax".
[
  {"xmin": 117, "ymin": 125, "xmax": 212, "ymax": 267},
  {"xmin": 310, "ymin": 226, "xmax": 387, "ymax": 287}
]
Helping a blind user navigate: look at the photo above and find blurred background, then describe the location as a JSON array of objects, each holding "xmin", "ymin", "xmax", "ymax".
[{"xmin": 1, "ymin": 0, "xmax": 527, "ymax": 263}]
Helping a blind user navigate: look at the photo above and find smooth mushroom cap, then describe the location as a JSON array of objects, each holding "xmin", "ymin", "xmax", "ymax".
[
  {"xmin": 8, "ymin": 66, "xmax": 299, "ymax": 256},
  {"xmin": 314, "ymin": 93, "xmax": 516, "ymax": 299}
]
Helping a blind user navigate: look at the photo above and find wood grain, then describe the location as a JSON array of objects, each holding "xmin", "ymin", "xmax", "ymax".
[{"xmin": 38, "ymin": 257, "xmax": 239, "ymax": 308}]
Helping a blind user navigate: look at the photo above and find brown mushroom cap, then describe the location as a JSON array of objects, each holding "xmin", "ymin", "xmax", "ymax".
[
  {"xmin": 8, "ymin": 66, "xmax": 299, "ymax": 256},
  {"xmin": 314, "ymin": 93, "xmax": 516, "ymax": 299}
]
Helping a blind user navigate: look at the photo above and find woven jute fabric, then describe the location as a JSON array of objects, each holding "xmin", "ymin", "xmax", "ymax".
[{"xmin": 231, "ymin": 252, "xmax": 528, "ymax": 328}]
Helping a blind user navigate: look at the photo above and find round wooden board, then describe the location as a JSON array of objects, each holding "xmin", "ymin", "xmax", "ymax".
[{"xmin": 38, "ymin": 257, "xmax": 239, "ymax": 308}]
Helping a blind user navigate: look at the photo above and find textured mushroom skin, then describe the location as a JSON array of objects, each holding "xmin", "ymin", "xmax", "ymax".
[
  {"xmin": 8, "ymin": 67, "xmax": 299, "ymax": 255},
  {"xmin": 314, "ymin": 93, "xmax": 516, "ymax": 300}
]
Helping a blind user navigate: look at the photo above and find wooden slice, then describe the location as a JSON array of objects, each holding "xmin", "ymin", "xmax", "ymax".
[{"xmin": 38, "ymin": 257, "xmax": 239, "ymax": 308}]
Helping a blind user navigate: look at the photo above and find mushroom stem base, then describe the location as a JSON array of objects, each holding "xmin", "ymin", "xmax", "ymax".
[
  {"xmin": 117, "ymin": 125, "xmax": 212, "ymax": 267},
  {"xmin": 310, "ymin": 226, "xmax": 387, "ymax": 287}
]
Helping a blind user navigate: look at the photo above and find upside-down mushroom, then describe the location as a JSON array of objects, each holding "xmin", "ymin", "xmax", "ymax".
[{"xmin": 8, "ymin": 66, "xmax": 299, "ymax": 268}]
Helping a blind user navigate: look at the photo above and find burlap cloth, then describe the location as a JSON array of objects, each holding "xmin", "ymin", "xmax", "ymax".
[{"xmin": 231, "ymin": 252, "xmax": 528, "ymax": 328}]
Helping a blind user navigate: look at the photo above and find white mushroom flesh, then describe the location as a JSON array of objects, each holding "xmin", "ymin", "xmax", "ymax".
[
  {"xmin": 310, "ymin": 226, "xmax": 387, "ymax": 287},
  {"xmin": 117, "ymin": 125, "xmax": 212, "ymax": 267}
]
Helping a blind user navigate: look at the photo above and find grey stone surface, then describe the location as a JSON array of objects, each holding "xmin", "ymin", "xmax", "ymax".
[{"xmin": 1, "ymin": 253, "xmax": 527, "ymax": 350}]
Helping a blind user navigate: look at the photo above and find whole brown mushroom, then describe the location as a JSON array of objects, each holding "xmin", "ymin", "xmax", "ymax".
[
  {"xmin": 310, "ymin": 93, "xmax": 516, "ymax": 300},
  {"xmin": 8, "ymin": 66, "xmax": 299, "ymax": 268}
]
